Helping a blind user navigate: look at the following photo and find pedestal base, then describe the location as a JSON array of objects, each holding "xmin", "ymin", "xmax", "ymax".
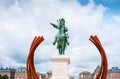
[{"xmin": 51, "ymin": 55, "xmax": 70, "ymax": 79}]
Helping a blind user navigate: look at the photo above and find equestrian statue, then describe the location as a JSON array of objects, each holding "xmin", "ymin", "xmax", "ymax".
[{"xmin": 50, "ymin": 18, "xmax": 69, "ymax": 55}]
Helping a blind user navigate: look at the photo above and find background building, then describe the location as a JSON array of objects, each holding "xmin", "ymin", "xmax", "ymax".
[
  {"xmin": 14, "ymin": 67, "xmax": 27, "ymax": 79},
  {"xmin": 38, "ymin": 71, "xmax": 52, "ymax": 79},
  {"xmin": 69, "ymin": 75, "xmax": 74, "ymax": 79},
  {"xmin": 1, "ymin": 66, "xmax": 120, "ymax": 79},
  {"xmin": 39, "ymin": 73, "xmax": 46, "ymax": 79},
  {"xmin": 79, "ymin": 71, "xmax": 92, "ymax": 79},
  {"xmin": 92, "ymin": 66, "xmax": 120, "ymax": 79},
  {"xmin": 92, "ymin": 66, "xmax": 100, "ymax": 79},
  {"xmin": 107, "ymin": 67, "xmax": 120, "ymax": 79},
  {"xmin": 0, "ymin": 67, "xmax": 16, "ymax": 79},
  {"xmin": 46, "ymin": 71, "xmax": 52, "ymax": 79}
]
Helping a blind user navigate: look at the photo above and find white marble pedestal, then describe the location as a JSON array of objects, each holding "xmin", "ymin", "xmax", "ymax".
[{"xmin": 50, "ymin": 55, "xmax": 70, "ymax": 79}]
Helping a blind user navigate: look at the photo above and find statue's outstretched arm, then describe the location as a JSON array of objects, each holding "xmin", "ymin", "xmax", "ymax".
[{"xmin": 50, "ymin": 23, "xmax": 58, "ymax": 29}]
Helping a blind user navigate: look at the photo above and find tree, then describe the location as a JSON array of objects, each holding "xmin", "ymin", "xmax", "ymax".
[
  {"xmin": 0, "ymin": 75, "xmax": 2, "ymax": 79},
  {"xmin": 2, "ymin": 75, "xmax": 8, "ymax": 79}
]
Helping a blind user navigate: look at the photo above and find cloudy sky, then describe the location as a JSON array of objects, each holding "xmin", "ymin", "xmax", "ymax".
[{"xmin": 0, "ymin": 0, "xmax": 120, "ymax": 76}]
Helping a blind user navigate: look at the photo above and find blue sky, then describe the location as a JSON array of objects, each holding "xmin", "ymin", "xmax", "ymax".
[
  {"xmin": 78, "ymin": 0, "xmax": 120, "ymax": 16},
  {"xmin": 0, "ymin": 0, "xmax": 120, "ymax": 77}
]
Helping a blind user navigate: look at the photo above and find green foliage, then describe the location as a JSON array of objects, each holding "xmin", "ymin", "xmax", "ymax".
[
  {"xmin": 0, "ymin": 75, "xmax": 8, "ymax": 79},
  {"xmin": 0, "ymin": 75, "xmax": 2, "ymax": 79}
]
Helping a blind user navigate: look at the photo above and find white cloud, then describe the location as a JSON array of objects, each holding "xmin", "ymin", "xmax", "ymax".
[
  {"xmin": 113, "ymin": 16, "xmax": 120, "ymax": 22},
  {"xmin": 0, "ymin": 0, "xmax": 120, "ymax": 76}
]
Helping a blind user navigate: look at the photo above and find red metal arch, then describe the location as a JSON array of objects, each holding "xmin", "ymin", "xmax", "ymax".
[
  {"xmin": 26, "ymin": 36, "xmax": 44, "ymax": 79},
  {"xmin": 89, "ymin": 35, "xmax": 108, "ymax": 79}
]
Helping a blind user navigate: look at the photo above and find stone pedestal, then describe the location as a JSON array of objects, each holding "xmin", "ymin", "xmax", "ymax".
[{"xmin": 51, "ymin": 55, "xmax": 70, "ymax": 79}]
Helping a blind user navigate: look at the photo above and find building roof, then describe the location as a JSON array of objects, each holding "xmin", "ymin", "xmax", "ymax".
[
  {"xmin": 16, "ymin": 67, "xmax": 26, "ymax": 72},
  {"xmin": 0, "ymin": 67, "xmax": 16, "ymax": 73},
  {"xmin": 80, "ymin": 71, "xmax": 91, "ymax": 74},
  {"xmin": 109, "ymin": 67, "xmax": 120, "ymax": 73}
]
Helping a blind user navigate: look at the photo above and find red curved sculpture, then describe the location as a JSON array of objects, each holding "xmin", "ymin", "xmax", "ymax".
[
  {"xmin": 89, "ymin": 35, "xmax": 108, "ymax": 79},
  {"xmin": 26, "ymin": 36, "xmax": 44, "ymax": 79},
  {"xmin": 26, "ymin": 35, "xmax": 108, "ymax": 79}
]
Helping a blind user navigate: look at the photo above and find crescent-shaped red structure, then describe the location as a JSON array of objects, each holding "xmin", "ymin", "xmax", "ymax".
[
  {"xmin": 89, "ymin": 35, "xmax": 108, "ymax": 79},
  {"xmin": 26, "ymin": 35, "xmax": 108, "ymax": 79},
  {"xmin": 26, "ymin": 36, "xmax": 44, "ymax": 79}
]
